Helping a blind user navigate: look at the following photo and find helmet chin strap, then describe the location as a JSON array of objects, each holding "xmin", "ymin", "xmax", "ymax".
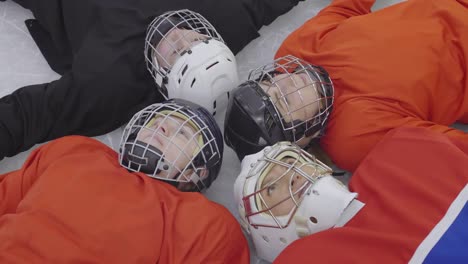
[
  {"xmin": 291, "ymin": 176, "xmax": 361, "ymax": 237},
  {"xmin": 334, "ymin": 198, "xmax": 365, "ymax": 227},
  {"xmin": 293, "ymin": 197, "xmax": 365, "ymax": 238},
  {"xmin": 123, "ymin": 140, "xmax": 172, "ymax": 176},
  {"xmin": 125, "ymin": 140, "xmax": 210, "ymax": 186}
]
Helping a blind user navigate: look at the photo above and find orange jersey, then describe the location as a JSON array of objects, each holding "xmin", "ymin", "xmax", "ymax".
[
  {"xmin": 0, "ymin": 136, "xmax": 249, "ymax": 264},
  {"xmin": 276, "ymin": 0, "xmax": 468, "ymax": 171}
]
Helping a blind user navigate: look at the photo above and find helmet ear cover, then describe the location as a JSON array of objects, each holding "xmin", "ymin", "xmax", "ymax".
[
  {"xmin": 224, "ymin": 81, "xmax": 289, "ymax": 160},
  {"xmin": 121, "ymin": 138, "xmax": 180, "ymax": 189}
]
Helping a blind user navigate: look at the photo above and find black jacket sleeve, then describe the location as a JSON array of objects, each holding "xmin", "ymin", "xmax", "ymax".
[{"xmin": 0, "ymin": 24, "xmax": 160, "ymax": 159}]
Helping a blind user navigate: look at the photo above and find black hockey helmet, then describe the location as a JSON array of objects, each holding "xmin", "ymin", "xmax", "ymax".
[
  {"xmin": 119, "ymin": 98, "xmax": 223, "ymax": 192},
  {"xmin": 224, "ymin": 55, "xmax": 334, "ymax": 160}
]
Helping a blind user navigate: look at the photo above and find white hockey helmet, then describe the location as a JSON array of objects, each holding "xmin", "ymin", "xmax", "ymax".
[
  {"xmin": 234, "ymin": 142, "xmax": 358, "ymax": 262},
  {"xmin": 144, "ymin": 9, "xmax": 238, "ymax": 116}
]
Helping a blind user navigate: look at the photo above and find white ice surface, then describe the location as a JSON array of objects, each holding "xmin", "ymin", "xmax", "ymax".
[{"xmin": 1, "ymin": 0, "xmax": 448, "ymax": 263}]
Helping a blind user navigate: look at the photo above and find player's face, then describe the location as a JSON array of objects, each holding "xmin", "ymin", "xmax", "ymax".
[
  {"xmin": 136, "ymin": 113, "xmax": 201, "ymax": 180},
  {"xmin": 257, "ymin": 158, "xmax": 325, "ymax": 216},
  {"xmin": 155, "ymin": 28, "xmax": 207, "ymax": 68},
  {"xmin": 259, "ymin": 73, "xmax": 323, "ymax": 146}
]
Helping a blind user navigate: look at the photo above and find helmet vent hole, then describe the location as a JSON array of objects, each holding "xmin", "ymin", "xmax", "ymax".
[
  {"xmin": 182, "ymin": 64, "xmax": 188, "ymax": 76},
  {"xmin": 262, "ymin": 235, "xmax": 269, "ymax": 242},
  {"xmin": 206, "ymin": 61, "xmax": 219, "ymax": 70},
  {"xmin": 280, "ymin": 237, "xmax": 287, "ymax": 244},
  {"xmin": 227, "ymin": 91, "xmax": 230, "ymax": 99},
  {"xmin": 190, "ymin": 78, "xmax": 196, "ymax": 88},
  {"xmin": 227, "ymin": 58, "xmax": 232, "ymax": 62},
  {"xmin": 309, "ymin": 217, "xmax": 318, "ymax": 224},
  {"xmin": 213, "ymin": 100, "xmax": 217, "ymax": 109}
]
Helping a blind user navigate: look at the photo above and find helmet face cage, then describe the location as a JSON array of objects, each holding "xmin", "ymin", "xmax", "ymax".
[
  {"xmin": 144, "ymin": 9, "xmax": 224, "ymax": 94},
  {"xmin": 242, "ymin": 142, "xmax": 332, "ymax": 229},
  {"xmin": 119, "ymin": 101, "xmax": 222, "ymax": 191},
  {"xmin": 248, "ymin": 55, "xmax": 334, "ymax": 143}
]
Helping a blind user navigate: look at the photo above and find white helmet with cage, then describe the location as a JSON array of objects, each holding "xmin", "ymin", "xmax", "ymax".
[
  {"xmin": 234, "ymin": 142, "xmax": 362, "ymax": 262},
  {"xmin": 144, "ymin": 9, "xmax": 238, "ymax": 116},
  {"xmin": 119, "ymin": 99, "xmax": 223, "ymax": 192}
]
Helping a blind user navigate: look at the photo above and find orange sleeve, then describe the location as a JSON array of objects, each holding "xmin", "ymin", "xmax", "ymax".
[
  {"xmin": 275, "ymin": 0, "xmax": 375, "ymax": 59},
  {"xmin": 314, "ymin": 0, "xmax": 375, "ymax": 23},
  {"xmin": 0, "ymin": 170, "xmax": 26, "ymax": 216},
  {"xmin": 203, "ymin": 207, "xmax": 250, "ymax": 264},
  {"xmin": 168, "ymin": 196, "xmax": 251, "ymax": 263},
  {"xmin": 0, "ymin": 136, "xmax": 113, "ymax": 216},
  {"xmin": 322, "ymin": 101, "xmax": 468, "ymax": 172},
  {"xmin": 0, "ymin": 145, "xmax": 50, "ymax": 216}
]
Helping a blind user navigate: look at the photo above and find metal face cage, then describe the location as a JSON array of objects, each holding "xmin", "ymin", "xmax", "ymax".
[{"xmin": 248, "ymin": 55, "xmax": 334, "ymax": 143}]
